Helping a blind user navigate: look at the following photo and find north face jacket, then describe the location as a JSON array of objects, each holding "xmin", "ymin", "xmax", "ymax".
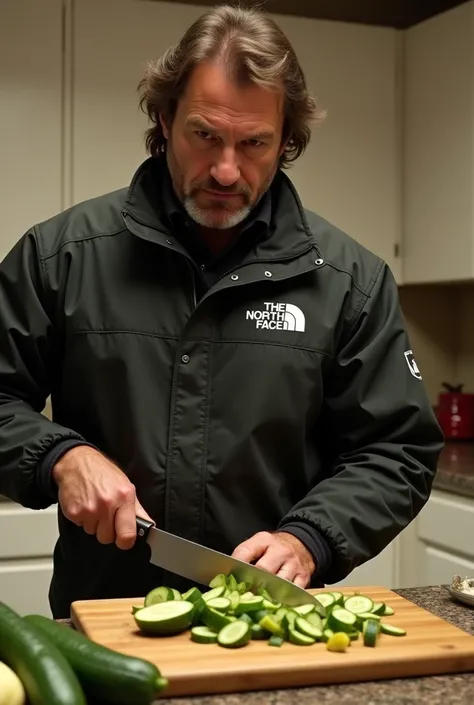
[{"xmin": 0, "ymin": 157, "xmax": 444, "ymax": 618}]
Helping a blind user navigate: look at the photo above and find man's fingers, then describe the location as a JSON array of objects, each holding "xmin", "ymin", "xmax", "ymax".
[
  {"xmin": 114, "ymin": 500, "xmax": 137, "ymax": 550},
  {"xmin": 292, "ymin": 573, "xmax": 309, "ymax": 589},
  {"xmin": 96, "ymin": 508, "xmax": 116, "ymax": 545},
  {"xmin": 255, "ymin": 546, "xmax": 286, "ymax": 575},
  {"xmin": 231, "ymin": 532, "xmax": 272, "ymax": 563}
]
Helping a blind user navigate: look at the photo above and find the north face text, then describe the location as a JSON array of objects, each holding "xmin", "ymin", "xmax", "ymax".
[{"xmin": 246, "ymin": 302, "xmax": 306, "ymax": 332}]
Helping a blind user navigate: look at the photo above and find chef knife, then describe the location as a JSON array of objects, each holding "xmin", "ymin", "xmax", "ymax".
[{"xmin": 136, "ymin": 517, "xmax": 319, "ymax": 607}]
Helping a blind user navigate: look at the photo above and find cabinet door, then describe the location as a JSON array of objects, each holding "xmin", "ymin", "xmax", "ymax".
[
  {"xmin": 418, "ymin": 544, "xmax": 474, "ymax": 585},
  {"xmin": 403, "ymin": 2, "xmax": 474, "ymax": 283},
  {"xmin": 71, "ymin": 0, "xmax": 400, "ymax": 277},
  {"xmin": 0, "ymin": 560, "xmax": 54, "ymax": 617},
  {"xmin": 0, "ymin": 0, "xmax": 63, "ymax": 261}
]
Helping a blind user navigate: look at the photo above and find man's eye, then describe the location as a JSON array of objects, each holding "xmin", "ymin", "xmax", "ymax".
[
  {"xmin": 196, "ymin": 131, "xmax": 214, "ymax": 140},
  {"xmin": 244, "ymin": 139, "xmax": 264, "ymax": 148}
]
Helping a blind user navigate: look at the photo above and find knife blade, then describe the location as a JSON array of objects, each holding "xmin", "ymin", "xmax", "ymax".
[{"xmin": 136, "ymin": 518, "xmax": 318, "ymax": 607}]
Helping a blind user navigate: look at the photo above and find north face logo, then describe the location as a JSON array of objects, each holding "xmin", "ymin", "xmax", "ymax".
[
  {"xmin": 404, "ymin": 350, "xmax": 422, "ymax": 380},
  {"xmin": 246, "ymin": 302, "xmax": 306, "ymax": 332}
]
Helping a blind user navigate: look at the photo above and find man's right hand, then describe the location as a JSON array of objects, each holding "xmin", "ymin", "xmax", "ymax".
[{"xmin": 52, "ymin": 446, "xmax": 154, "ymax": 549}]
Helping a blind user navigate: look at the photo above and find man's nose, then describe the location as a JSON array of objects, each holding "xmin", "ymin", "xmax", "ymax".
[{"xmin": 210, "ymin": 147, "xmax": 240, "ymax": 186}]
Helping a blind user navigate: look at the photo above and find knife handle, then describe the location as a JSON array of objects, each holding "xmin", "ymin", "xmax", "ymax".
[{"xmin": 136, "ymin": 516, "xmax": 154, "ymax": 540}]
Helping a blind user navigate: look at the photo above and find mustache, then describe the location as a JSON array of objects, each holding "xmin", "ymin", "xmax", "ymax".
[{"xmin": 190, "ymin": 178, "xmax": 251, "ymax": 197}]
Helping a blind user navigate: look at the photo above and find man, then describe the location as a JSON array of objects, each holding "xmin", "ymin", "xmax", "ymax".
[{"xmin": 0, "ymin": 5, "xmax": 443, "ymax": 618}]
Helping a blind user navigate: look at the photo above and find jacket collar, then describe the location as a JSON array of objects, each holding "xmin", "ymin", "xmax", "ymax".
[{"xmin": 122, "ymin": 156, "xmax": 320, "ymax": 262}]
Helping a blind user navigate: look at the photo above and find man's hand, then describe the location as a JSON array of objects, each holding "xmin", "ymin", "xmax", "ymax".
[
  {"xmin": 231, "ymin": 531, "xmax": 315, "ymax": 588},
  {"xmin": 52, "ymin": 446, "xmax": 154, "ymax": 550}
]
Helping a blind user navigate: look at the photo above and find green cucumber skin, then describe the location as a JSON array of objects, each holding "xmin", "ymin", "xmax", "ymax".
[
  {"xmin": 24, "ymin": 614, "xmax": 168, "ymax": 705},
  {"xmin": 0, "ymin": 602, "xmax": 86, "ymax": 705}
]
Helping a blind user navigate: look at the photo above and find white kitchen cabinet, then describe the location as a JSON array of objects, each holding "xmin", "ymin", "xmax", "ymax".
[
  {"xmin": 403, "ymin": 1, "xmax": 474, "ymax": 284},
  {"xmin": 0, "ymin": 0, "xmax": 63, "ymax": 262},
  {"xmin": 0, "ymin": 504, "xmax": 59, "ymax": 616},
  {"xmin": 412, "ymin": 489, "xmax": 474, "ymax": 586},
  {"xmin": 70, "ymin": 0, "xmax": 401, "ymax": 278}
]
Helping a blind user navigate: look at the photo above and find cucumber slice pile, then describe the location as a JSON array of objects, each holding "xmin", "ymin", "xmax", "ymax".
[{"xmin": 132, "ymin": 578, "xmax": 407, "ymax": 652}]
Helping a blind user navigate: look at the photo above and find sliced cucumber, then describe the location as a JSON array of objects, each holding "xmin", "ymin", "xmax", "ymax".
[
  {"xmin": 202, "ymin": 586, "xmax": 226, "ymax": 602},
  {"xmin": 295, "ymin": 617, "xmax": 323, "ymax": 640},
  {"xmin": 282, "ymin": 610, "xmax": 297, "ymax": 635},
  {"xmin": 258, "ymin": 615, "xmax": 285, "ymax": 638},
  {"xmin": 144, "ymin": 586, "xmax": 173, "ymax": 607},
  {"xmin": 228, "ymin": 590, "xmax": 240, "ymax": 612},
  {"xmin": 327, "ymin": 608, "xmax": 357, "ymax": 634},
  {"xmin": 169, "ymin": 589, "xmax": 182, "ymax": 600},
  {"xmin": 268, "ymin": 636, "xmax": 284, "ymax": 647},
  {"xmin": 363, "ymin": 618, "xmax": 381, "ymax": 647},
  {"xmin": 217, "ymin": 621, "xmax": 251, "ymax": 648},
  {"xmin": 383, "ymin": 605, "xmax": 395, "ymax": 616},
  {"xmin": 202, "ymin": 607, "xmax": 234, "ymax": 632},
  {"xmin": 305, "ymin": 612, "xmax": 323, "ymax": 630},
  {"xmin": 315, "ymin": 592, "xmax": 335, "ymax": 610},
  {"xmin": 262, "ymin": 599, "xmax": 280, "ymax": 611},
  {"xmin": 252, "ymin": 609, "xmax": 270, "ymax": 623},
  {"xmin": 227, "ymin": 574, "xmax": 238, "ymax": 592},
  {"xmin": 235, "ymin": 596, "xmax": 264, "ymax": 615},
  {"xmin": 288, "ymin": 628, "xmax": 315, "ymax": 645},
  {"xmin": 380, "ymin": 623, "xmax": 406, "ymax": 637},
  {"xmin": 293, "ymin": 604, "xmax": 314, "ymax": 616},
  {"xmin": 190, "ymin": 626, "xmax": 218, "ymax": 644},
  {"xmin": 238, "ymin": 613, "xmax": 254, "ymax": 626},
  {"xmin": 344, "ymin": 595, "xmax": 374, "ymax": 615},
  {"xmin": 331, "ymin": 591, "xmax": 344, "ymax": 606},
  {"xmin": 131, "ymin": 605, "xmax": 143, "ymax": 615},
  {"xmin": 209, "ymin": 574, "xmax": 227, "ymax": 589},
  {"xmin": 206, "ymin": 597, "xmax": 230, "ymax": 612},
  {"xmin": 371, "ymin": 601, "xmax": 386, "ymax": 615},
  {"xmin": 251, "ymin": 624, "xmax": 268, "ymax": 640},
  {"xmin": 134, "ymin": 600, "xmax": 194, "ymax": 635},
  {"xmin": 181, "ymin": 587, "xmax": 202, "ymax": 604},
  {"xmin": 274, "ymin": 607, "xmax": 289, "ymax": 622}
]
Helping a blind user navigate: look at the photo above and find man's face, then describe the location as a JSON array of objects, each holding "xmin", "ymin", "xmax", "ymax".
[{"xmin": 160, "ymin": 61, "xmax": 285, "ymax": 230}]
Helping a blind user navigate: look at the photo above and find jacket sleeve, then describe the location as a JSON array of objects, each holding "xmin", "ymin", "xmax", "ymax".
[
  {"xmin": 278, "ymin": 261, "xmax": 445, "ymax": 584},
  {"xmin": 0, "ymin": 228, "xmax": 89, "ymax": 509}
]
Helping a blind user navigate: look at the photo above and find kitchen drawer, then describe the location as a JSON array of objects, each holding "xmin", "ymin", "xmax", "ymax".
[
  {"xmin": 418, "ymin": 543, "xmax": 474, "ymax": 584},
  {"xmin": 417, "ymin": 489, "xmax": 474, "ymax": 558},
  {"xmin": 0, "ymin": 505, "xmax": 59, "ymax": 559},
  {"xmin": 0, "ymin": 559, "xmax": 54, "ymax": 616}
]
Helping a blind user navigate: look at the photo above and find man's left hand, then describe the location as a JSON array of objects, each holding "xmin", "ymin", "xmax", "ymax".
[{"xmin": 231, "ymin": 531, "xmax": 315, "ymax": 588}]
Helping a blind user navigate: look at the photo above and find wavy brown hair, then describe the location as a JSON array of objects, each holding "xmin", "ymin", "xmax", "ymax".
[{"xmin": 137, "ymin": 3, "xmax": 326, "ymax": 168}]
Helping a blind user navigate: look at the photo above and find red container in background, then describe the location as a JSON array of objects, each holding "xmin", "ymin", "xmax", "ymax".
[{"xmin": 436, "ymin": 383, "xmax": 474, "ymax": 440}]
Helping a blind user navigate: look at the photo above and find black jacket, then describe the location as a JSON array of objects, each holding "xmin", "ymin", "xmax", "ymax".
[{"xmin": 0, "ymin": 157, "xmax": 444, "ymax": 617}]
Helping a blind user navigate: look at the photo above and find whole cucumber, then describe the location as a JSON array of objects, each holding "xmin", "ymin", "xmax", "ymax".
[
  {"xmin": 0, "ymin": 602, "xmax": 86, "ymax": 705},
  {"xmin": 24, "ymin": 614, "xmax": 169, "ymax": 704}
]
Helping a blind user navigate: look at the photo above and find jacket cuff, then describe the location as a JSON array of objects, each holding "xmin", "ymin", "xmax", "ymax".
[
  {"xmin": 37, "ymin": 440, "xmax": 98, "ymax": 502},
  {"xmin": 278, "ymin": 521, "xmax": 332, "ymax": 584}
]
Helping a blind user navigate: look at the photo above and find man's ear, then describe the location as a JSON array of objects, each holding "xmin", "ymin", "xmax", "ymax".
[{"xmin": 159, "ymin": 113, "xmax": 170, "ymax": 140}]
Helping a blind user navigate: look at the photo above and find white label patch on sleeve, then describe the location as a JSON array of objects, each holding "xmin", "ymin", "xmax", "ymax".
[{"xmin": 404, "ymin": 350, "xmax": 422, "ymax": 379}]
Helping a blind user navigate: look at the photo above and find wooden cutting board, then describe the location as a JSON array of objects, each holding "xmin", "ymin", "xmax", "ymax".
[{"xmin": 70, "ymin": 586, "xmax": 474, "ymax": 697}]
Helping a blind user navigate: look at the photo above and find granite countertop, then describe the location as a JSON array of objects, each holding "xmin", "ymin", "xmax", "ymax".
[
  {"xmin": 61, "ymin": 585, "xmax": 474, "ymax": 705},
  {"xmin": 433, "ymin": 442, "xmax": 474, "ymax": 500}
]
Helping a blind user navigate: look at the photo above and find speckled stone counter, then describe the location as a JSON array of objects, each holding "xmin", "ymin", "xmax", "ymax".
[
  {"xmin": 433, "ymin": 442, "xmax": 474, "ymax": 500},
  {"xmin": 61, "ymin": 585, "xmax": 474, "ymax": 704}
]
